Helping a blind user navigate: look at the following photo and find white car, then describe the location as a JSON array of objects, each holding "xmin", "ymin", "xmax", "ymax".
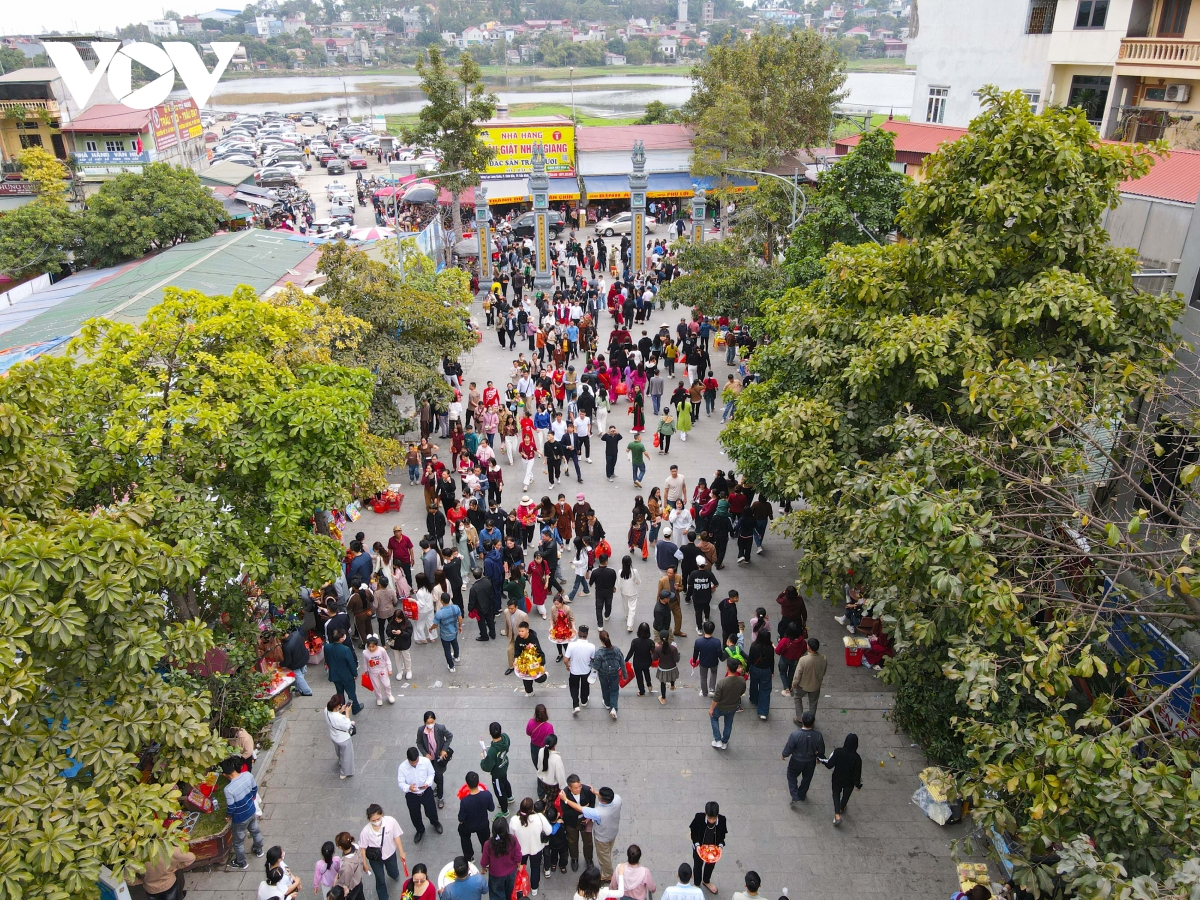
[
  {"xmin": 310, "ymin": 219, "xmax": 352, "ymax": 239},
  {"xmin": 328, "ymin": 190, "xmax": 354, "ymax": 207},
  {"xmin": 300, "ymin": 116, "xmax": 315, "ymax": 126},
  {"xmin": 593, "ymin": 212, "xmax": 658, "ymax": 237},
  {"xmin": 325, "ymin": 181, "xmax": 348, "ymax": 199}
]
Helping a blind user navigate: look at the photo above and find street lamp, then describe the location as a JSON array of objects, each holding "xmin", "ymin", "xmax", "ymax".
[
  {"xmin": 569, "ymin": 66, "xmax": 576, "ymax": 123},
  {"xmin": 725, "ymin": 166, "xmax": 808, "ymax": 230}
]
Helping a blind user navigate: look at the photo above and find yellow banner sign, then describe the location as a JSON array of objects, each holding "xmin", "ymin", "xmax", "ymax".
[{"xmin": 480, "ymin": 123, "xmax": 575, "ymax": 177}]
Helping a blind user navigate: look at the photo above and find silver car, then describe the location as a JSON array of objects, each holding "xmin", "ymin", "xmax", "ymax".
[{"xmin": 593, "ymin": 211, "xmax": 658, "ymax": 237}]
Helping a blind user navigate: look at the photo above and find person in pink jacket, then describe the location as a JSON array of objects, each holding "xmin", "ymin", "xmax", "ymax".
[{"xmin": 362, "ymin": 634, "xmax": 395, "ymax": 705}]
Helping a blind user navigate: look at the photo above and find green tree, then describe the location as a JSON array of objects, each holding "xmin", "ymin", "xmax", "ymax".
[
  {"xmin": 637, "ymin": 100, "xmax": 683, "ymax": 124},
  {"xmin": 62, "ymin": 285, "xmax": 379, "ymax": 622},
  {"xmin": 685, "ymin": 27, "xmax": 845, "ymax": 173},
  {"xmin": 657, "ymin": 238, "xmax": 787, "ymax": 321},
  {"xmin": 16, "ymin": 146, "xmax": 71, "ymax": 206},
  {"xmin": 404, "ymin": 48, "xmax": 497, "ymax": 246},
  {"xmin": 0, "ymin": 358, "xmax": 229, "ymax": 898},
  {"xmin": 316, "ymin": 241, "xmax": 476, "ymax": 436},
  {"xmin": 624, "ymin": 37, "xmax": 651, "ymax": 65},
  {"xmin": 0, "ymin": 146, "xmax": 79, "ymax": 279},
  {"xmin": 0, "ymin": 46, "xmax": 31, "ymax": 74},
  {"xmin": 723, "ymin": 88, "xmax": 1187, "ymax": 896},
  {"xmin": 79, "ymin": 163, "xmax": 224, "ymax": 266}
]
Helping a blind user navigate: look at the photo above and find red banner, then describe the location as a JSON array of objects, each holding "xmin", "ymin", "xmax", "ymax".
[{"xmin": 152, "ymin": 100, "xmax": 203, "ymax": 151}]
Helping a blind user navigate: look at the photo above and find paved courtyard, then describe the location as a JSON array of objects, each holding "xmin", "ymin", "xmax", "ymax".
[{"xmin": 188, "ymin": 287, "xmax": 968, "ymax": 900}]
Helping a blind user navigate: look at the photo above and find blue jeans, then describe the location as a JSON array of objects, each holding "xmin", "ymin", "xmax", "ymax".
[
  {"xmin": 748, "ymin": 665, "xmax": 771, "ymax": 717},
  {"xmin": 569, "ymin": 574, "xmax": 590, "ymax": 599},
  {"xmin": 408, "ymin": 463, "xmax": 421, "ymax": 482},
  {"xmin": 291, "ymin": 664, "xmax": 313, "ymax": 696},
  {"xmin": 230, "ymin": 816, "xmax": 263, "ymax": 865},
  {"xmin": 489, "ymin": 872, "xmax": 516, "ymax": 900},
  {"xmin": 725, "ymin": 341, "xmax": 736, "ymax": 364},
  {"xmin": 442, "ymin": 636, "xmax": 460, "ymax": 667},
  {"xmin": 710, "ymin": 709, "xmax": 735, "ymax": 744},
  {"xmin": 651, "ymin": 394, "xmax": 661, "ymax": 414},
  {"xmin": 754, "ymin": 519, "xmax": 768, "ymax": 547},
  {"xmin": 600, "ymin": 674, "xmax": 620, "ymax": 711},
  {"xmin": 722, "ymin": 399, "xmax": 736, "ymax": 421},
  {"xmin": 632, "ymin": 461, "xmax": 646, "ymax": 483},
  {"xmin": 778, "ymin": 657, "xmax": 797, "ymax": 693}
]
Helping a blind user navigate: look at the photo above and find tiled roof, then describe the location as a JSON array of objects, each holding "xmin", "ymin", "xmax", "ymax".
[
  {"xmin": 59, "ymin": 104, "xmax": 150, "ymax": 132},
  {"xmin": 834, "ymin": 119, "xmax": 968, "ymax": 155},
  {"xmin": 577, "ymin": 124, "xmax": 693, "ymax": 152}
]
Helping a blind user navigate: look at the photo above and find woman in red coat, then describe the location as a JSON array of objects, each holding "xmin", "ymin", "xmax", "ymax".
[{"xmin": 527, "ymin": 552, "xmax": 550, "ymax": 619}]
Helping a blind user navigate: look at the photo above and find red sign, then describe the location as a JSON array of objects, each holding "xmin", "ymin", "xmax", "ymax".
[
  {"xmin": 152, "ymin": 100, "xmax": 203, "ymax": 151},
  {"xmin": 152, "ymin": 104, "xmax": 178, "ymax": 151},
  {"xmin": 0, "ymin": 181, "xmax": 36, "ymax": 196}
]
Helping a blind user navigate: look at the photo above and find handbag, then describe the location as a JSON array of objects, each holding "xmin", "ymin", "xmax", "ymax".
[
  {"xmin": 402, "ymin": 598, "xmax": 419, "ymax": 620},
  {"xmin": 617, "ymin": 661, "xmax": 634, "ymax": 688},
  {"xmin": 361, "ymin": 672, "xmax": 373, "ymax": 691},
  {"xmin": 364, "ymin": 824, "xmax": 387, "ymax": 862}
]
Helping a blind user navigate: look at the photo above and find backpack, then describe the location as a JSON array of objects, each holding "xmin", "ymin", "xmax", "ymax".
[{"xmin": 593, "ymin": 648, "xmax": 622, "ymax": 678}]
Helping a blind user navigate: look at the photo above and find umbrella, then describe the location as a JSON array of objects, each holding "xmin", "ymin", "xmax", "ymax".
[
  {"xmin": 403, "ymin": 182, "xmax": 439, "ymax": 204},
  {"xmin": 350, "ymin": 226, "xmax": 396, "ymax": 241}
]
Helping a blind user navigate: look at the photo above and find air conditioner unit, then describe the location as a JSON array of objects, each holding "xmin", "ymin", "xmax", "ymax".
[{"xmin": 1165, "ymin": 83, "xmax": 1192, "ymax": 103}]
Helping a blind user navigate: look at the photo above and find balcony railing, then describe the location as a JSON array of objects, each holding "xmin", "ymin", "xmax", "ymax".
[{"xmin": 1118, "ymin": 37, "xmax": 1200, "ymax": 65}]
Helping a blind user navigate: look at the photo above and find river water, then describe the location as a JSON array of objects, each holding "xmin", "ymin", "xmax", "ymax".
[{"xmin": 197, "ymin": 70, "xmax": 914, "ymax": 119}]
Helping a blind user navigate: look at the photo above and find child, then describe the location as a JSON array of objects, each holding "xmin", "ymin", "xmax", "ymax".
[
  {"xmin": 362, "ymin": 634, "xmax": 394, "ymax": 705},
  {"xmin": 652, "ymin": 630, "xmax": 681, "ymax": 705},
  {"xmin": 548, "ymin": 594, "xmax": 575, "ymax": 662},
  {"xmin": 628, "ymin": 512, "xmax": 648, "ymax": 560},
  {"xmin": 542, "ymin": 803, "xmax": 569, "ymax": 876},
  {"xmin": 405, "ymin": 443, "xmax": 420, "ymax": 485}
]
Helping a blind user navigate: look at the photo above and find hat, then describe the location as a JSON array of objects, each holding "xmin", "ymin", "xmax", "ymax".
[
  {"xmin": 659, "ymin": 589, "xmax": 672, "ymax": 599},
  {"xmin": 521, "ymin": 495, "xmax": 531, "ymax": 503},
  {"xmin": 696, "ymin": 555, "xmax": 707, "ymax": 566},
  {"xmin": 393, "ymin": 525, "xmax": 403, "ymax": 532},
  {"xmin": 576, "ymin": 492, "xmax": 586, "ymax": 501}
]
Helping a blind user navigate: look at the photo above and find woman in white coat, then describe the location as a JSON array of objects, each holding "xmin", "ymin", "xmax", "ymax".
[
  {"xmin": 617, "ymin": 555, "xmax": 641, "ymax": 633},
  {"xmin": 669, "ymin": 499, "xmax": 694, "ymax": 546},
  {"xmin": 412, "ymin": 573, "xmax": 437, "ymax": 644}
]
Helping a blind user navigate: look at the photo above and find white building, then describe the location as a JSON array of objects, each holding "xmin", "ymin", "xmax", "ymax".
[
  {"xmin": 659, "ymin": 35, "xmax": 678, "ymax": 58},
  {"xmin": 147, "ymin": 18, "xmax": 180, "ymax": 36}
]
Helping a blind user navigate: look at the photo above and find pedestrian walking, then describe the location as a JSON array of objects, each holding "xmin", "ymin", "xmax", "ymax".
[
  {"xmin": 746, "ymin": 628, "xmax": 775, "ymax": 720},
  {"xmin": 434, "ymin": 593, "xmax": 464, "ymax": 672},
  {"xmin": 588, "ymin": 554, "xmax": 617, "ymax": 627},
  {"xmin": 660, "ymin": 865, "xmax": 704, "ymax": 900},
  {"xmin": 775, "ymin": 622, "xmax": 805, "ymax": 698},
  {"xmin": 782, "ymin": 712, "xmax": 825, "ymax": 804},
  {"xmin": 564, "ymin": 625, "xmax": 596, "ymax": 713},
  {"xmin": 324, "ymin": 695, "xmax": 356, "ymax": 780},
  {"xmin": 503, "ymin": 597, "xmax": 530, "ymax": 675},
  {"xmin": 458, "ymin": 771, "xmax": 496, "ymax": 862},
  {"xmin": 653, "ymin": 630, "xmax": 681, "ymax": 704},
  {"xmin": 480, "ymin": 721, "xmax": 514, "ymax": 815},
  {"xmin": 625, "ymin": 623, "xmax": 655, "ymax": 697},
  {"xmin": 525, "ymin": 703, "xmax": 555, "ymax": 768},
  {"xmin": 469, "ymin": 566, "xmax": 498, "ymax": 642},
  {"xmin": 510, "ymin": 798, "xmax": 552, "ymax": 895},
  {"xmin": 536, "ymin": 733, "xmax": 567, "ymax": 801},
  {"xmin": 513, "ymin": 620, "xmax": 549, "ymax": 694},
  {"xmin": 401, "ymin": 864, "xmax": 436, "ymax": 900},
  {"xmin": 591, "ymin": 630, "xmax": 624, "ymax": 719},
  {"xmin": 617, "ymin": 556, "xmax": 641, "ymax": 632},
  {"xmin": 358, "ymin": 804, "xmax": 407, "ymax": 900},
  {"xmin": 822, "ymin": 733, "xmax": 863, "ymax": 826},
  {"xmin": 692, "ymin": 621, "xmax": 721, "ymax": 698},
  {"xmin": 686, "ymin": 558, "xmax": 719, "ymax": 632},
  {"xmin": 280, "ymin": 625, "xmax": 314, "ymax": 697},
  {"xmin": 416, "ymin": 711, "xmax": 454, "ymax": 808},
  {"xmin": 324, "ymin": 629, "xmax": 363, "ymax": 714},
  {"xmin": 688, "ymin": 802, "xmax": 727, "ymax": 893},
  {"xmin": 313, "ymin": 842, "xmax": 340, "ymax": 898},
  {"xmin": 222, "ymin": 758, "xmax": 262, "ymax": 870},
  {"xmin": 481, "ymin": 818, "xmax": 523, "ymax": 900},
  {"xmin": 333, "ymin": 833, "xmax": 365, "ymax": 900},
  {"xmin": 708, "ymin": 661, "xmax": 746, "ymax": 749},
  {"xmin": 362, "ymin": 635, "xmax": 395, "ymax": 706},
  {"xmin": 626, "ymin": 433, "xmax": 647, "ymax": 487},
  {"xmin": 550, "ymin": 594, "xmax": 577, "ymax": 661},
  {"xmin": 560, "ymin": 786, "xmax": 621, "ymax": 881},
  {"xmin": 791, "ymin": 638, "xmax": 827, "ymax": 722},
  {"xmin": 397, "ymin": 747, "xmax": 443, "ymax": 841}
]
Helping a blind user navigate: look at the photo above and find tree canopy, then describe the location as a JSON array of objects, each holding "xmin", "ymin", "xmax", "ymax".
[
  {"xmin": 723, "ymin": 88, "xmax": 1191, "ymax": 895},
  {"xmin": 0, "ymin": 147, "xmax": 78, "ymax": 279},
  {"xmin": 79, "ymin": 163, "xmax": 225, "ymax": 267}
]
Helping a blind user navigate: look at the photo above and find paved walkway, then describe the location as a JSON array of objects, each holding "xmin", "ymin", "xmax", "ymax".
[{"xmin": 188, "ymin": 290, "xmax": 966, "ymax": 900}]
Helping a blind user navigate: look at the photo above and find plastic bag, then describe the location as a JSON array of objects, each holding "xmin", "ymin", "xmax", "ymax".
[
  {"xmin": 512, "ymin": 865, "xmax": 531, "ymax": 900},
  {"xmin": 361, "ymin": 672, "xmax": 373, "ymax": 691},
  {"xmin": 618, "ymin": 662, "xmax": 635, "ymax": 688},
  {"xmin": 652, "ymin": 432, "xmax": 660, "ymax": 448}
]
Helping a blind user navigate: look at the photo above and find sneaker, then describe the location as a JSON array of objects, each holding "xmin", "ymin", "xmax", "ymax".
[
  {"xmin": 339, "ymin": 774, "xmax": 349, "ymax": 780},
  {"xmin": 759, "ymin": 715, "xmax": 768, "ymax": 721},
  {"xmin": 448, "ymin": 665, "xmax": 456, "ymax": 672},
  {"xmin": 699, "ymin": 690, "xmax": 707, "ymax": 697},
  {"xmin": 580, "ymin": 700, "xmax": 588, "ymax": 707},
  {"xmin": 610, "ymin": 709, "xmax": 618, "ymax": 719},
  {"xmin": 545, "ymin": 871, "xmax": 552, "ymax": 880},
  {"xmin": 711, "ymin": 740, "xmax": 721, "ymax": 748},
  {"xmin": 574, "ymin": 706, "xmax": 580, "ymax": 715},
  {"xmin": 388, "ymin": 695, "xmax": 396, "ymax": 704},
  {"xmin": 228, "ymin": 860, "xmax": 249, "ymax": 870},
  {"xmin": 718, "ymin": 742, "xmax": 728, "ymax": 750},
  {"xmin": 737, "ymin": 558, "xmax": 748, "ymax": 565},
  {"xmin": 532, "ymin": 891, "xmax": 538, "ymax": 897},
  {"xmin": 756, "ymin": 547, "xmax": 764, "ymax": 555},
  {"xmin": 781, "ymin": 689, "xmax": 792, "ymax": 697},
  {"xmin": 405, "ymin": 672, "xmax": 413, "ymax": 679},
  {"xmin": 377, "ymin": 697, "xmax": 383, "ymax": 706},
  {"xmin": 834, "ymin": 615, "xmax": 847, "ymax": 625},
  {"xmin": 254, "ymin": 848, "xmax": 264, "ymax": 859}
]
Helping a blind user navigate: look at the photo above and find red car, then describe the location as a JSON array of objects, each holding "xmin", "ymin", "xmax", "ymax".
[
  {"xmin": 318, "ymin": 150, "xmax": 338, "ymax": 166},
  {"xmin": 348, "ymin": 154, "xmax": 369, "ymax": 170}
]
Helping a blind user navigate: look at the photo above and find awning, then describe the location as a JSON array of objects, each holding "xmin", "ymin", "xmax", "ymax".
[
  {"xmin": 234, "ymin": 191, "xmax": 277, "ymax": 207},
  {"xmin": 550, "ymin": 176, "xmax": 579, "ymax": 202},
  {"xmin": 647, "ymin": 173, "xmax": 695, "ymax": 198},
  {"xmin": 692, "ymin": 175, "xmax": 758, "ymax": 194},
  {"xmin": 583, "ymin": 175, "xmax": 629, "ymax": 201},
  {"xmin": 480, "ymin": 177, "xmax": 529, "ymax": 206}
]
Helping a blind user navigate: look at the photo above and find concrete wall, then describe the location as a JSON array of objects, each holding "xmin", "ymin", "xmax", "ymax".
[
  {"xmin": 577, "ymin": 148, "xmax": 692, "ymax": 175},
  {"xmin": 1105, "ymin": 194, "xmax": 1194, "ymax": 269},
  {"xmin": 906, "ymin": 0, "xmax": 1052, "ymax": 128}
]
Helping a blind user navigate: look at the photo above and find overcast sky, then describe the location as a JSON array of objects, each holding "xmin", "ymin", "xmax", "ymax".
[{"xmin": 3, "ymin": 0, "xmax": 251, "ymax": 37}]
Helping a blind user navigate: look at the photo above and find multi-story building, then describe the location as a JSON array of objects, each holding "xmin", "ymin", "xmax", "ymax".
[
  {"xmin": 0, "ymin": 68, "xmax": 80, "ymax": 163},
  {"xmin": 147, "ymin": 19, "xmax": 180, "ymax": 37},
  {"xmin": 908, "ymin": 0, "xmax": 1200, "ymax": 145},
  {"xmin": 702, "ymin": 1, "xmax": 715, "ymax": 25}
]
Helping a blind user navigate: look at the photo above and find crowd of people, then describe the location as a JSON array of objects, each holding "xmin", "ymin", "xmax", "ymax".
[{"xmin": 184, "ymin": 241, "xmax": 955, "ymax": 900}]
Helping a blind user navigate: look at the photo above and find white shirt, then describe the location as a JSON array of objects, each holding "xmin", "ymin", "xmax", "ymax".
[
  {"xmin": 618, "ymin": 568, "xmax": 640, "ymax": 598},
  {"xmin": 258, "ymin": 883, "xmax": 286, "ymax": 900},
  {"xmin": 573, "ymin": 415, "xmax": 591, "ymax": 437},
  {"xmin": 564, "ymin": 639, "xmax": 596, "ymax": 675},
  {"xmin": 359, "ymin": 816, "xmax": 404, "ymax": 861},
  {"xmin": 398, "ymin": 757, "xmax": 436, "ymax": 793},
  {"xmin": 508, "ymin": 812, "xmax": 552, "ymax": 856},
  {"xmin": 661, "ymin": 885, "xmax": 705, "ymax": 900},
  {"xmin": 325, "ymin": 709, "xmax": 354, "ymax": 744},
  {"xmin": 551, "ymin": 418, "xmax": 568, "ymax": 440}
]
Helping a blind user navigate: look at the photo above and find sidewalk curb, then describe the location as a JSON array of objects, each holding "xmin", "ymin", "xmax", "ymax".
[{"xmin": 253, "ymin": 709, "xmax": 289, "ymax": 784}]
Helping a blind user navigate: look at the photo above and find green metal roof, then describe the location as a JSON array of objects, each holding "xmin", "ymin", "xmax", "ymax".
[
  {"xmin": 0, "ymin": 230, "xmax": 315, "ymax": 350},
  {"xmin": 201, "ymin": 160, "xmax": 257, "ymax": 187}
]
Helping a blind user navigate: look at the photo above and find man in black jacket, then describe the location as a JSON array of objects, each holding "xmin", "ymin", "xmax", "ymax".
[
  {"xmin": 280, "ymin": 627, "xmax": 314, "ymax": 696},
  {"xmin": 688, "ymin": 801, "xmax": 728, "ymax": 893},
  {"xmin": 560, "ymin": 775, "xmax": 595, "ymax": 872},
  {"xmin": 442, "ymin": 546, "xmax": 464, "ymax": 605},
  {"xmin": 416, "ymin": 711, "xmax": 454, "ymax": 808},
  {"xmin": 588, "ymin": 554, "xmax": 618, "ymax": 627},
  {"xmin": 468, "ymin": 568, "xmax": 495, "ymax": 641}
]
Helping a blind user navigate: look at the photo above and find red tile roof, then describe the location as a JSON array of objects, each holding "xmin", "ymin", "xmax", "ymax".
[
  {"xmin": 833, "ymin": 119, "xmax": 968, "ymax": 156},
  {"xmin": 1120, "ymin": 148, "xmax": 1200, "ymax": 204},
  {"xmin": 59, "ymin": 104, "xmax": 151, "ymax": 133},
  {"xmin": 577, "ymin": 124, "xmax": 694, "ymax": 152}
]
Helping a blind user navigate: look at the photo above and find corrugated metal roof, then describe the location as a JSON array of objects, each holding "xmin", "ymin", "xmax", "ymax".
[
  {"xmin": 577, "ymin": 124, "xmax": 694, "ymax": 152},
  {"xmin": 0, "ymin": 230, "xmax": 315, "ymax": 352},
  {"xmin": 201, "ymin": 159, "xmax": 257, "ymax": 187},
  {"xmin": 59, "ymin": 104, "xmax": 151, "ymax": 133},
  {"xmin": 1120, "ymin": 148, "xmax": 1200, "ymax": 205}
]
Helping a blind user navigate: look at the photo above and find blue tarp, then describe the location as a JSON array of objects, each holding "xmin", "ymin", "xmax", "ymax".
[
  {"xmin": 647, "ymin": 172, "xmax": 695, "ymax": 197},
  {"xmin": 584, "ymin": 175, "xmax": 630, "ymax": 199}
]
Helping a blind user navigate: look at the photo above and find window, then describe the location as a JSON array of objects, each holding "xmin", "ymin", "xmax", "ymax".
[
  {"xmin": 1068, "ymin": 74, "xmax": 1111, "ymax": 124},
  {"xmin": 1026, "ymin": 0, "xmax": 1057, "ymax": 34},
  {"xmin": 1159, "ymin": 0, "xmax": 1190, "ymax": 37},
  {"xmin": 926, "ymin": 86, "xmax": 949, "ymax": 123},
  {"xmin": 85, "ymin": 140, "xmax": 98, "ymax": 152},
  {"xmin": 1022, "ymin": 89, "xmax": 1042, "ymax": 113},
  {"xmin": 106, "ymin": 140, "xmax": 124, "ymax": 152},
  {"xmin": 1075, "ymin": 0, "xmax": 1109, "ymax": 28},
  {"xmin": 19, "ymin": 134, "xmax": 43, "ymax": 149}
]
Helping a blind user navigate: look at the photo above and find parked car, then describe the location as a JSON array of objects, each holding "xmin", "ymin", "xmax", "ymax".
[
  {"xmin": 593, "ymin": 211, "xmax": 658, "ymax": 237},
  {"xmin": 310, "ymin": 219, "xmax": 352, "ymax": 239},
  {"xmin": 505, "ymin": 211, "xmax": 566, "ymax": 239},
  {"xmin": 348, "ymin": 154, "xmax": 369, "ymax": 170},
  {"xmin": 329, "ymin": 203, "xmax": 356, "ymax": 225},
  {"xmin": 300, "ymin": 116, "xmax": 315, "ymax": 126},
  {"xmin": 326, "ymin": 159, "xmax": 346, "ymax": 175},
  {"xmin": 337, "ymin": 144, "xmax": 355, "ymax": 158},
  {"xmin": 326, "ymin": 181, "xmax": 349, "ymax": 198},
  {"xmin": 318, "ymin": 151, "xmax": 339, "ymax": 167},
  {"xmin": 328, "ymin": 190, "xmax": 353, "ymax": 207},
  {"xmin": 257, "ymin": 168, "xmax": 298, "ymax": 187}
]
